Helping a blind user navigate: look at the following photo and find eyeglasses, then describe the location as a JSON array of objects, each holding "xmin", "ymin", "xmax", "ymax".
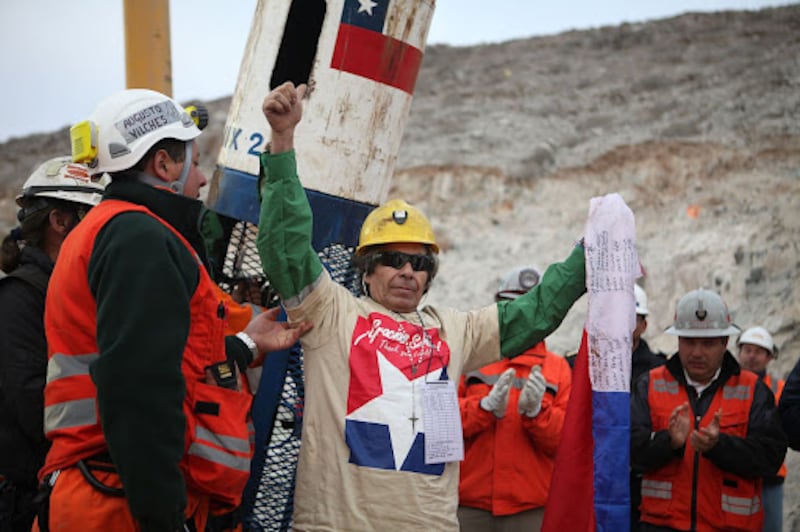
[{"xmin": 373, "ymin": 251, "xmax": 436, "ymax": 273}]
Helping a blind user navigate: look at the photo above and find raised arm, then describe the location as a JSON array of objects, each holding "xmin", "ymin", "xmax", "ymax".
[{"xmin": 256, "ymin": 82, "xmax": 324, "ymax": 307}]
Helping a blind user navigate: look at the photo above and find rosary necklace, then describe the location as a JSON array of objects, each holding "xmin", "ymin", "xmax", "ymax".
[{"xmin": 392, "ymin": 309, "xmax": 434, "ymax": 432}]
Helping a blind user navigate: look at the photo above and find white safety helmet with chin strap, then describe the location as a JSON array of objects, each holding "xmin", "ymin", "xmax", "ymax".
[
  {"xmin": 496, "ymin": 265, "xmax": 541, "ymax": 301},
  {"xmin": 737, "ymin": 326, "xmax": 777, "ymax": 357},
  {"xmin": 16, "ymin": 156, "xmax": 108, "ymax": 221},
  {"xmin": 665, "ymin": 288, "xmax": 740, "ymax": 338},
  {"xmin": 70, "ymin": 88, "xmax": 201, "ymax": 195}
]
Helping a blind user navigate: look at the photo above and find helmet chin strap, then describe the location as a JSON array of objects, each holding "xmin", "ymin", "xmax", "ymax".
[
  {"xmin": 136, "ymin": 142, "xmax": 193, "ymax": 195},
  {"xmin": 168, "ymin": 142, "xmax": 193, "ymax": 196}
]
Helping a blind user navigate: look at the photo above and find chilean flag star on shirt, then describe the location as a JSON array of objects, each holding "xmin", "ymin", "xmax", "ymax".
[{"xmin": 345, "ymin": 312, "xmax": 450, "ymax": 475}]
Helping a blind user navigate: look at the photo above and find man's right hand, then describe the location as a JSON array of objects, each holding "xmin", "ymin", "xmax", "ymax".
[
  {"xmin": 480, "ymin": 368, "xmax": 516, "ymax": 418},
  {"xmin": 668, "ymin": 402, "xmax": 692, "ymax": 449},
  {"xmin": 262, "ymin": 81, "xmax": 307, "ymax": 153},
  {"xmin": 244, "ymin": 307, "xmax": 313, "ymax": 366}
]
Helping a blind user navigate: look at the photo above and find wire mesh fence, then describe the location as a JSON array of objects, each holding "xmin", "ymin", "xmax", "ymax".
[{"xmin": 244, "ymin": 346, "xmax": 304, "ymax": 531}]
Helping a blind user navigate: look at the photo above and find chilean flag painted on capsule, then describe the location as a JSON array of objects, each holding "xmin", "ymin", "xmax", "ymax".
[
  {"xmin": 331, "ymin": 0, "xmax": 424, "ymax": 94},
  {"xmin": 345, "ymin": 312, "xmax": 450, "ymax": 474}
]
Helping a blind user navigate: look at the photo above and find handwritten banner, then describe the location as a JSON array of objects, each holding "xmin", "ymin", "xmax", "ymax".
[{"xmin": 584, "ymin": 193, "xmax": 642, "ymax": 392}]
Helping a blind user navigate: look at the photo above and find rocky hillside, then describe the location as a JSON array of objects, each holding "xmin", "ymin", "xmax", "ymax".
[{"xmin": 1, "ymin": 4, "xmax": 799, "ymax": 528}]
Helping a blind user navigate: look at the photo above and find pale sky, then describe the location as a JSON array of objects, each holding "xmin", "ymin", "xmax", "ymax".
[{"xmin": 0, "ymin": 0, "xmax": 794, "ymax": 142}]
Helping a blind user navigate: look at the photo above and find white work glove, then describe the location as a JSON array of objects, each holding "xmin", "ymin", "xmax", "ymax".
[
  {"xmin": 518, "ymin": 366, "xmax": 546, "ymax": 418},
  {"xmin": 480, "ymin": 368, "xmax": 516, "ymax": 418}
]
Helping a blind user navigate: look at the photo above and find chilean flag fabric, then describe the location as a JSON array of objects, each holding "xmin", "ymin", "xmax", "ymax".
[
  {"xmin": 345, "ymin": 312, "xmax": 451, "ymax": 474},
  {"xmin": 543, "ymin": 193, "xmax": 640, "ymax": 532},
  {"xmin": 331, "ymin": 0, "xmax": 424, "ymax": 94}
]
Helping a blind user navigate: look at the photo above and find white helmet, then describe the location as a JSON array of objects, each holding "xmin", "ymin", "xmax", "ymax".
[
  {"xmin": 634, "ymin": 284, "xmax": 649, "ymax": 316},
  {"xmin": 496, "ymin": 265, "xmax": 541, "ymax": 300},
  {"xmin": 71, "ymin": 88, "xmax": 200, "ymax": 175},
  {"xmin": 16, "ymin": 156, "xmax": 108, "ymax": 220},
  {"xmin": 737, "ymin": 326, "xmax": 776, "ymax": 357},
  {"xmin": 665, "ymin": 288, "xmax": 740, "ymax": 338}
]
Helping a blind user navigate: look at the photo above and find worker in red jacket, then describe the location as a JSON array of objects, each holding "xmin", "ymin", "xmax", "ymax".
[{"xmin": 458, "ymin": 265, "xmax": 572, "ymax": 532}]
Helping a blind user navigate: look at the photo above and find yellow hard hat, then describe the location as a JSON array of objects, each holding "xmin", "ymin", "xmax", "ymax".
[{"xmin": 356, "ymin": 199, "xmax": 439, "ymax": 255}]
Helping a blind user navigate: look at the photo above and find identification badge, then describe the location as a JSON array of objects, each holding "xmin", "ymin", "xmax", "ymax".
[{"xmin": 422, "ymin": 380, "xmax": 464, "ymax": 464}]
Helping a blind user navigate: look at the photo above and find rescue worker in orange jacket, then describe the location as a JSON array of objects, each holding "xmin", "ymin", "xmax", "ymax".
[
  {"xmin": 736, "ymin": 326, "xmax": 785, "ymax": 532},
  {"xmin": 40, "ymin": 89, "xmax": 311, "ymax": 532},
  {"xmin": 631, "ymin": 289, "xmax": 786, "ymax": 532},
  {"xmin": 458, "ymin": 266, "xmax": 572, "ymax": 532}
]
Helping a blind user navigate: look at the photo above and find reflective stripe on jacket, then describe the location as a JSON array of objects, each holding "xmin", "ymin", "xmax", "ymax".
[
  {"xmin": 641, "ymin": 365, "xmax": 762, "ymax": 531},
  {"xmin": 42, "ymin": 199, "xmax": 253, "ymax": 510}
]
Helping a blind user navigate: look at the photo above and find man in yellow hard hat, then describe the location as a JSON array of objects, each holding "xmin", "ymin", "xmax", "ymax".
[{"xmin": 256, "ymin": 81, "xmax": 587, "ymax": 530}]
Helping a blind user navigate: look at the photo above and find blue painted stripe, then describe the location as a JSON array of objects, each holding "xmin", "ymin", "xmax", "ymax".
[
  {"xmin": 307, "ymin": 190, "xmax": 374, "ymax": 250},
  {"xmin": 592, "ymin": 390, "xmax": 630, "ymax": 532},
  {"xmin": 209, "ymin": 167, "xmax": 262, "ymax": 224},
  {"xmin": 210, "ymin": 166, "xmax": 375, "ymax": 248}
]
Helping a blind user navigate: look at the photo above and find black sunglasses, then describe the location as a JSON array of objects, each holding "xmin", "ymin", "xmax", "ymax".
[{"xmin": 373, "ymin": 251, "xmax": 435, "ymax": 273}]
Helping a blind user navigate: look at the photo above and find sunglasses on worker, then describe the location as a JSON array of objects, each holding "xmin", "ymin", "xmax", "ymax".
[{"xmin": 373, "ymin": 251, "xmax": 435, "ymax": 273}]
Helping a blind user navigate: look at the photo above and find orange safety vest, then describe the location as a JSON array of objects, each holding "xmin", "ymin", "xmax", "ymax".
[
  {"xmin": 42, "ymin": 199, "xmax": 253, "ymax": 511},
  {"xmin": 640, "ymin": 366, "xmax": 763, "ymax": 532},
  {"xmin": 764, "ymin": 373, "xmax": 787, "ymax": 479}
]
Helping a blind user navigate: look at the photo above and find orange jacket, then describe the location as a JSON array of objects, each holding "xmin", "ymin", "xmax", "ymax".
[
  {"xmin": 764, "ymin": 373, "xmax": 787, "ymax": 479},
  {"xmin": 32, "ymin": 466, "xmax": 210, "ymax": 532},
  {"xmin": 42, "ymin": 200, "xmax": 253, "ymax": 512},
  {"xmin": 640, "ymin": 365, "xmax": 762, "ymax": 531},
  {"xmin": 458, "ymin": 342, "xmax": 571, "ymax": 515}
]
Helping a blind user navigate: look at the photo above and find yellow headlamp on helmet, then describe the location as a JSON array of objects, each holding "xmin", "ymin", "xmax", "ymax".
[
  {"xmin": 70, "ymin": 120, "xmax": 99, "ymax": 167},
  {"xmin": 356, "ymin": 199, "xmax": 439, "ymax": 255}
]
